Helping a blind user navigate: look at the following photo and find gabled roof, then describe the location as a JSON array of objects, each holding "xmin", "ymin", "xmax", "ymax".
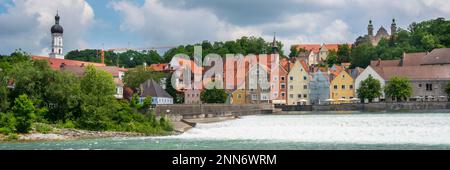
[
  {"xmin": 370, "ymin": 59, "xmax": 401, "ymax": 67},
  {"xmin": 402, "ymin": 52, "xmax": 427, "ymax": 66},
  {"xmin": 139, "ymin": 79, "xmax": 172, "ymax": 98},
  {"xmin": 421, "ymin": 48, "xmax": 450, "ymax": 65},
  {"xmin": 373, "ymin": 65, "xmax": 450, "ymax": 81}
]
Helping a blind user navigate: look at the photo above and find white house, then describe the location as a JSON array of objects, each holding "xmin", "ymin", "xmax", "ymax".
[{"xmin": 354, "ymin": 66, "xmax": 386, "ymax": 102}]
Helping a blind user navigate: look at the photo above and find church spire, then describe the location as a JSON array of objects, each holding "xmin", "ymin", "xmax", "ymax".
[
  {"xmin": 368, "ymin": 20, "xmax": 374, "ymax": 36},
  {"xmin": 391, "ymin": 18, "xmax": 397, "ymax": 36},
  {"xmin": 271, "ymin": 32, "xmax": 279, "ymax": 54}
]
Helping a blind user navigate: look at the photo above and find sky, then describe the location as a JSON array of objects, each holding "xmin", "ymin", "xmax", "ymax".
[{"xmin": 0, "ymin": 0, "xmax": 449, "ymax": 56}]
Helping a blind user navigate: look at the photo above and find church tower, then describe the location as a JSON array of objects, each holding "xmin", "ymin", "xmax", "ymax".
[
  {"xmin": 391, "ymin": 18, "xmax": 397, "ymax": 37},
  {"xmin": 368, "ymin": 20, "xmax": 374, "ymax": 37},
  {"xmin": 49, "ymin": 12, "xmax": 64, "ymax": 59},
  {"xmin": 271, "ymin": 32, "xmax": 279, "ymax": 54}
]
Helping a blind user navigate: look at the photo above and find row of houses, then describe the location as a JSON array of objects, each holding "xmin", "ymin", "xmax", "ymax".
[{"xmin": 160, "ymin": 48, "xmax": 449, "ymax": 105}]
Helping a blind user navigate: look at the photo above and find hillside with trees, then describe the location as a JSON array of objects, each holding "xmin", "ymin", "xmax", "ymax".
[{"xmin": 350, "ymin": 17, "xmax": 449, "ymax": 68}]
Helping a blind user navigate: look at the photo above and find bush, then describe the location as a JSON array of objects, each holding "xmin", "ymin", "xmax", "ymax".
[
  {"xmin": 56, "ymin": 120, "xmax": 75, "ymax": 129},
  {"xmin": 12, "ymin": 94, "xmax": 36, "ymax": 133},
  {"xmin": 159, "ymin": 117, "xmax": 173, "ymax": 131},
  {"xmin": 34, "ymin": 123, "xmax": 53, "ymax": 134},
  {"xmin": 6, "ymin": 133, "xmax": 19, "ymax": 141},
  {"xmin": 0, "ymin": 113, "xmax": 16, "ymax": 135}
]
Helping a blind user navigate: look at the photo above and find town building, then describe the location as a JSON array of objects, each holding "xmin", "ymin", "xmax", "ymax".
[
  {"xmin": 309, "ymin": 70, "xmax": 330, "ymax": 105},
  {"xmin": 330, "ymin": 70, "xmax": 356, "ymax": 103},
  {"xmin": 184, "ymin": 89, "xmax": 202, "ymax": 104},
  {"xmin": 293, "ymin": 44, "xmax": 351, "ymax": 66},
  {"xmin": 139, "ymin": 79, "xmax": 173, "ymax": 105},
  {"xmin": 287, "ymin": 59, "xmax": 310, "ymax": 105},
  {"xmin": 272, "ymin": 58, "xmax": 289, "ymax": 105}
]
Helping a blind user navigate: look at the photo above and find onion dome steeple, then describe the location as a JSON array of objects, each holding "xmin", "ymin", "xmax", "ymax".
[{"xmin": 51, "ymin": 12, "xmax": 64, "ymax": 34}]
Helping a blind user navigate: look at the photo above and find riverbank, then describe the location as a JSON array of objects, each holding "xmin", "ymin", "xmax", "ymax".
[{"xmin": 0, "ymin": 115, "xmax": 240, "ymax": 143}]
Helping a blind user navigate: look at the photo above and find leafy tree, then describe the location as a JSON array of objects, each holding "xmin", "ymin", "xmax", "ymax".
[
  {"xmin": 130, "ymin": 94, "xmax": 142, "ymax": 109},
  {"xmin": 200, "ymin": 87, "xmax": 227, "ymax": 103},
  {"xmin": 44, "ymin": 71, "xmax": 81, "ymax": 121},
  {"xmin": 357, "ymin": 75, "xmax": 382, "ymax": 102},
  {"xmin": 165, "ymin": 73, "xmax": 184, "ymax": 104},
  {"xmin": 124, "ymin": 65, "xmax": 167, "ymax": 89},
  {"xmin": 143, "ymin": 96, "xmax": 153, "ymax": 108},
  {"xmin": 0, "ymin": 70, "xmax": 9, "ymax": 112},
  {"xmin": 12, "ymin": 94, "xmax": 35, "ymax": 133},
  {"xmin": 326, "ymin": 51, "xmax": 338, "ymax": 67},
  {"xmin": 384, "ymin": 77, "xmax": 413, "ymax": 102},
  {"xmin": 0, "ymin": 112, "xmax": 16, "ymax": 135},
  {"xmin": 350, "ymin": 44, "xmax": 377, "ymax": 68},
  {"xmin": 337, "ymin": 44, "xmax": 351, "ymax": 63}
]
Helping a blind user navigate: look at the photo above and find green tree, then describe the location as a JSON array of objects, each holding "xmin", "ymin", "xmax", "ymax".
[
  {"xmin": 357, "ymin": 75, "xmax": 382, "ymax": 102},
  {"xmin": 124, "ymin": 65, "xmax": 167, "ymax": 89},
  {"xmin": 326, "ymin": 51, "xmax": 338, "ymax": 67},
  {"xmin": 337, "ymin": 44, "xmax": 351, "ymax": 63},
  {"xmin": 143, "ymin": 96, "xmax": 153, "ymax": 108},
  {"xmin": 200, "ymin": 87, "xmax": 227, "ymax": 103},
  {"xmin": 12, "ymin": 94, "xmax": 35, "ymax": 133},
  {"xmin": 350, "ymin": 44, "xmax": 377, "ymax": 68},
  {"xmin": 384, "ymin": 77, "xmax": 413, "ymax": 102},
  {"xmin": 289, "ymin": 46, "xmax": 299, "ymax": 58}
]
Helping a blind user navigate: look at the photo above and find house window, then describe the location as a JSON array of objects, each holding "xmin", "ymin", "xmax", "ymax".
[
  {"xmin": 274, "ymin": 76, "xmax": 279, "ymax": 81},
  {"xmin": 350, "ymin": 85, "xmax": 353, "ymax": 90},
  {"xmin": 290, "ymin": 76, "xmax": 294, "ymax": 81},
  {"xmin": 426, "ymin": 84, "xmax": 433, "ymax": 91},
  {"xmin": 419, "ymin": 84, "xmax": 422, "ymax": 88},
  {"xmin": 281, "ymin": 83, "xmax": 286, "ymax": 89},
  {"xmin": 303, "ymin": 85, "xmax": 308, "ymax": 89},
  {"xmin": 342, "ymin": 85, "xmax": 346, "ymax": 90},
  {"xmin": 281, "ymin": 77, "xmax": 285, "ymax": 81},
  {"xmin": 298, "ymin": 94, "xmax": 302, "ymax": 98},
  {"xmin": 238, "ymin": 94, "xmax": 241, "ymax": 99},
  {"xmin": 289, "ymin": 94, "xmax": 294, "ymax": 98},
  {"xmin": 334, "ymin": 85, "xmax": 338, "ymax": 90},
  {"xmin": 281, "ymin": 93, "xmax": 285, "ymax": 97},
  {"xmin": 273, "ymin": 93, "xmax": 278, "ymax": 97},
  {"xmin": 304, "ymin": 94, "xmax": 307, "ymax": 98},
  {"xmin": 290, "ymin": 85, "xmax": 293, "ymax": 90},
  {"xmin": 303, "ymin": 76, "xmax": 307, "ymax": 80}
]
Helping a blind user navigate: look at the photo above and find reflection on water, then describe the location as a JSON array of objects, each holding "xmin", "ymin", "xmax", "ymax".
[{"xmin": 2, "ymin": 112, "xmax": 450, "ymax": 150}]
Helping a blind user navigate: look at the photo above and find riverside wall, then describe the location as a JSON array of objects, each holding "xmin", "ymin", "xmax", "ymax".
[
  {"xmin": 278, "ymin": 102, "xmax": 450, "ymax": 112},
  {"xmin": 155, "ymin": 104, "xmax": 274, "ymax": 121}
]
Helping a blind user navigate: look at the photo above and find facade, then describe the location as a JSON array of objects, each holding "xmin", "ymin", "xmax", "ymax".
[
  {"xmin": 184, "ymin": 89, "xmax": 202, "ymax": 104},
  {"xmin": 354, "ymin": 66, "xmax": 386, "ymax": 102},
  {"xmin": 49, "ymin": 12, "xmax": 64, "ymax": 59},
  {"xmin": 139, "ymin": 79, "xmax": 173, "ymax": 105},
  {"xmin": 309, "ymin": 71, "xmax": 330, "ymax": 105},
  {"xmin": 293, "ymin": 44, "xmax": 351, "ymax": 66},
  {"xmin": 231, "ymin": 89, "xmax": 247, "ymax": 104},
  {"xmin": 272, "ymin": 59, "xmax": 289, "ymax": 105},
  {"xmin": 287, "ymin": 60, "xmax": 310, "ymax": 105},
  {"xmin": 330, "ymin": 70, "xmax": 355, "ymax": 103}
]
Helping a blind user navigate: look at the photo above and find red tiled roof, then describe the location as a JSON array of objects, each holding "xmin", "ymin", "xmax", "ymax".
[
  {"xmin": 294, "ymin": 44, "xmax": 351, "ymax": 53},
  {"xmin": 32, "ymin": 56, "xmax": 106, "ymax": 70},
  {"xmin": 370, "ymin": 59, "xmax": 401, "ymax": 67},
  {"xmin": 149, "ymin": 64, "xmax": 170, "ymax": 72},
  {"xmin": 402, "ymin": 52, "xmax": 427, "ymax": 66}
]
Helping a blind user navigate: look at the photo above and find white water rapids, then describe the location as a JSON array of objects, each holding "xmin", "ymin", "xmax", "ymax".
[{"xmin": 163, "ymin": 113, "xmax": 450, "ymax": 145}]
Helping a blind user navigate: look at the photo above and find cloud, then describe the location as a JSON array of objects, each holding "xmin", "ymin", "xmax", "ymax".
[{"xmin": 0, "ymin": 0, "xmax": 94, "ymax": 55}]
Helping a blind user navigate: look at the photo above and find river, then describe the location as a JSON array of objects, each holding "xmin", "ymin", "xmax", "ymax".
[{"xmin": 2, "ymin": 111, "xmax": 450, "ymax": 150}]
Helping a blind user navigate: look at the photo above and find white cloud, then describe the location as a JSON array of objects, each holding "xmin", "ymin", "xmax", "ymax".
[
  {"xmin": 111, "ymin": 0, "xmax": 355, "ymax": 54},
  {"xmin": 0, "ymin": 0, "xmax": 94, "ymax": 55}
]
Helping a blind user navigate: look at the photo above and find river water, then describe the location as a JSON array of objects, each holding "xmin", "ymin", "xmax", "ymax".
[{"xmin": 2, "ymin": 112, "xmax": 450, "ymax": 150}]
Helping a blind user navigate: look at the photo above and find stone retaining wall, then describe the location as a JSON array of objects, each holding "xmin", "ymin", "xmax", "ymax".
[
  {"xmin": 277, "ymin": 102, "xmax": 450, "ymax": 112},
  {"xmin": 155, "ymin": 104, "xmax": 274, "ymax": 120}
]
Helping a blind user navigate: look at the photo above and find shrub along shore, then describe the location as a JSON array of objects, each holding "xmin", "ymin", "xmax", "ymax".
[{"xmin": 0, "ymin": 51, "xmax": 173, "ymax": 141}]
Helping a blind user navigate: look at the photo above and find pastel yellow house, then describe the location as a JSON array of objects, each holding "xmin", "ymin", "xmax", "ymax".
[
  {"xmin": 330, "ymin": 70, "xmax": 355, "ymax": 104},
  {"xmin": 231, "ymin": 89, "xmax": 247, "ymax": 104},
  {"xmin": 287, "ymin": 60, "xmax": 310, "ymax": 105}
]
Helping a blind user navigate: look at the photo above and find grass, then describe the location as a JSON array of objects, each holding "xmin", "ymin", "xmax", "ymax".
[{"xmin": 34, "ymin": 123, "xmax": 53, "ymax": 134}]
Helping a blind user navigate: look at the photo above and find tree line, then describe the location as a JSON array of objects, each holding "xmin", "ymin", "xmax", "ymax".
[{"xmin": 0, "ymin": 51, "xmax": 172, "ymax": 139}]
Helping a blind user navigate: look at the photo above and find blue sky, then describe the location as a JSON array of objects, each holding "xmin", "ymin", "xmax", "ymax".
[{"xmin": 0, "ymin": 0, "xmax": 449, "ymax": 55}]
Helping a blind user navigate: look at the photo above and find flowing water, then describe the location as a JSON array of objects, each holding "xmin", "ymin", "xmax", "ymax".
[{"xmin": 2, "ymin": 111, "xmax": 450, "ymax": 150}]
